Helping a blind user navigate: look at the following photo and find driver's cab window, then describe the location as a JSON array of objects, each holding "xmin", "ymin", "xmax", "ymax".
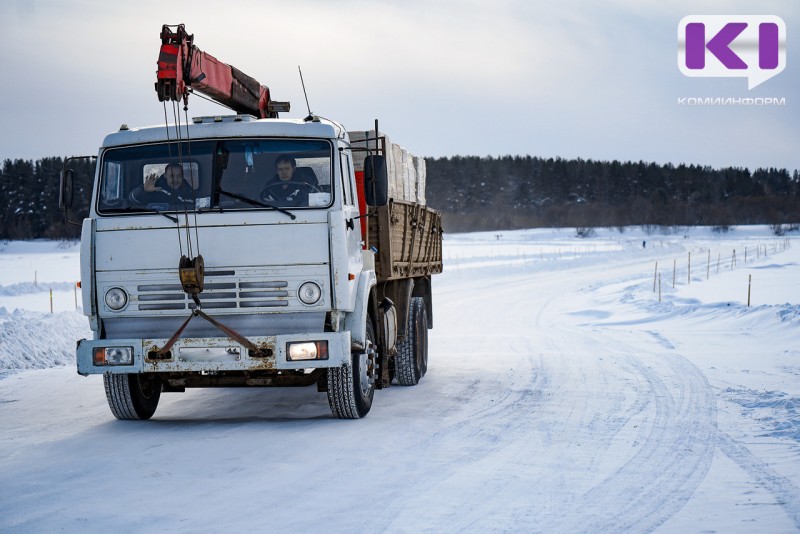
[
  {"xmin": 97, "ymin": 141, "xmax": 213, "ymax": 214},
  {"xmin": 217, "ymin": 140, "xmax": 333, "ymax": 209},
  {"xmin": 96, "ymin": 139, "xmax": 332, "ymax": 214}
]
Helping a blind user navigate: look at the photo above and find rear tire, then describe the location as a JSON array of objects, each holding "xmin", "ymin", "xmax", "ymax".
[
  {"xmin": 395, "ymin": 297, "xmax": 428, "ymax": 385},
  {"xmin": 327, "ymin": 319, "xmax": 376, "ymax": 419},
  {"xmin": 104, "ymin": 373, "xmax": 162, "ymax": 420}
]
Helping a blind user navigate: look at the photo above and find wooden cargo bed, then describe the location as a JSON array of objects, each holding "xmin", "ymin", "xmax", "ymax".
[{"xmin": 367, "ymin": 200, "xmax": 443, "ymax": 282}]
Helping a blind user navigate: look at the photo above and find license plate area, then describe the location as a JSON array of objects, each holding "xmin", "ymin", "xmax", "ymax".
[{"xmin": 177, "ymin": 346, "xmax": 242, "ymax": 363}]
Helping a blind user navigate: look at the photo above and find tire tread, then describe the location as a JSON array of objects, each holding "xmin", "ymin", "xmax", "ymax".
[
  {"xmin": 103, "ymin": 373, "xmax": 161, "ymax": 420},
  {"xmin": 395, "ymin": 297, "xmax": 427, "ymax": 386},
  {"xmin": 327, "ymin": 319, "xmax": 375, "ymax": 419}
]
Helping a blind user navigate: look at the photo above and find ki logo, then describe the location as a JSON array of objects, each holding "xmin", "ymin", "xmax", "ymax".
[{"xmin": 678, "ymin": 15, "xmax": 786, "ymax": 89}]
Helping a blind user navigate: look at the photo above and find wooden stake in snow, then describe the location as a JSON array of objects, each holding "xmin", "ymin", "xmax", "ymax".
[
  {"xmin": 747, "ymin": 274, "xmax": 752, "ymax": 307},
  {"xmin": 74, "ymin": 283, "xmax": 78, "ymax": 310},
  {"xmin": 688, "ymin": 252, "xmax": 691, "ymax": 285},
  {"xmin": 49, "ymin": 288, "xmax": 53, "ymax": 314},
  {"xmin": 658, "ymin": 273, "xmax": 662, "ymax": 303},
  {"xmin": 731, "ymin": 249, "xmax": 736, "ymax": 270},
  {"xmin": 673, "ymin": 259, "xmax": 676, "ymax": 288},
  {"xmin": 653, "ymin": 262, "xmax": 658, "ymax": 292}
]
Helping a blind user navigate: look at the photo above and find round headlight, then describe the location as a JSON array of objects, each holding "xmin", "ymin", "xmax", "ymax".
[
  {"xmin": 104, "ymin": 287, "xmax": 128, "ymax": 311},
  {"xmin": 298, "ymin": 282, "xmax": 322, "ymax": 305}
]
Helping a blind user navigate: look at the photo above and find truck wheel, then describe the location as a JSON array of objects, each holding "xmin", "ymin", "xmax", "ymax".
[
  {"xmin": 395, "ymin": 296, "xmax": 428, "ymax": 386},
  {"xmin": 327, "ymin": 319, "xmax": 376, "ymax": 419},
  {"xmin": 103, "ymin": 373, "xmax": 162, "ymax": 420}
]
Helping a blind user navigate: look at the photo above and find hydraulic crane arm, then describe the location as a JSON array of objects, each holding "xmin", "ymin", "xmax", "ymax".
[{"xmin": 155, "ymin": 24, "xmax": 289, "ymax": 118}]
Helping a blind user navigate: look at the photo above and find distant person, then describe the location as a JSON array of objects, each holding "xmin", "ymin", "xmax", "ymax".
[
  {"xmin": 260, "ymin": 155, "xmax": 319, "ymax": 206},
  {"xmin": 643, "ymin": 240, "xmax": 646, "ymax": 248},
  {"xmin": 130, "ymin": 163, "xmax": 194, "ymax": 206}
]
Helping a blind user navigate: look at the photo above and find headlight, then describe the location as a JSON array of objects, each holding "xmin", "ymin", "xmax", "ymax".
[
  {"xmin": 93, "ymin": 346, "xmax": 133, "ymax": 366},
  {"xmin": 104, "ymin": 287, "xmax": 128, "ymax": 310},
  {"xmin": 287, "ymin": 341, "xmax": 329, "ymax": 361},
  {"xmin": 298, "ymin": 282, "xmax": 322, "ymax": 305}
]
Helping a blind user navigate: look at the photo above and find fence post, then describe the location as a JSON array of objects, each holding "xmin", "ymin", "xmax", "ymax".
[
  {"xmin": 50, "ymin": 289, "xmax": 53, "ymax": 314},
  {"xmin": 659, "ymin": 273, "xmax": 662, "ymax": 302},
  {"xmin": 653, "ymin": 261, "xmax": 658, "ymax": 292},
  {"xmin": 673, "ymin": 259, "xmax": 676, "ymax": 288},
  {"xmin": 747, "ymin": 274, "xmax": 752, "ymax": 307}
]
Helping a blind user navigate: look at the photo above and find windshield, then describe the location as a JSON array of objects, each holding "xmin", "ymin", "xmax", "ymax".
[{"xmin": 97, "ymin": 139, "xmax": 333, "ymax": 215}]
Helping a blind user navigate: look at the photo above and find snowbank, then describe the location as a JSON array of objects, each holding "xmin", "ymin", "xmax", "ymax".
[{"xmin": 0, "ymin": 307, "xmax": 91, "ymax": 371}]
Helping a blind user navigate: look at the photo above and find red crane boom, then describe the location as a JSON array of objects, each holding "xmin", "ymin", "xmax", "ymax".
[{"xmin": 155, "ymin": 24, "xmax": 289, "ymax": 118}]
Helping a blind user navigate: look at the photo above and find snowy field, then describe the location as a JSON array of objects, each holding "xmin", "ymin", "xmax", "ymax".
[{"xmin": 1, "ymin": 227, "xmax": 798, "ymax": 532}]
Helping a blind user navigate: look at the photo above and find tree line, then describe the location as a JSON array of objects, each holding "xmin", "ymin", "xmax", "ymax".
[
  {"xmin": 0, "ymin": 157, "xmax": 94, "ymax": 239},
  {"xmin": 0, "ymin": 155, "xmax": 797, "ymax": 239},
  {"xmin": 425, "ymin": 156, "xmax": 799, "ymax": 233}
]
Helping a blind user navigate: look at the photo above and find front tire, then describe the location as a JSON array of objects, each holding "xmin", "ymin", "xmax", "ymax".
[
  {"xmin": 104, "ymin": 373, "xmax": 162, "ymax": 420},
  {"xmin": 327, "ymin": 319, "xmax": 376, "ymax": 419},
  {"xmin": 395, "ymin": 297, "xmax": 428, "ymax": 385}
]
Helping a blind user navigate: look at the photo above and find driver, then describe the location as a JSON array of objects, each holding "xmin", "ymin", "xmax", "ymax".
[{"xmin": 260, "ymin": 155, "xmax": 318, "ymax": 206}]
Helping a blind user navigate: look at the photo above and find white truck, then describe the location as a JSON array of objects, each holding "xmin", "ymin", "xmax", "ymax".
[{"xmin": 59, "ymin": 25, "xmax": 442, "ymax": 420}]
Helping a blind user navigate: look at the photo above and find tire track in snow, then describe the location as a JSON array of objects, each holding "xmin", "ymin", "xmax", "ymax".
[
  {"xmin": 552, "ymin": 351, "xmax": 717, "ymax": 533},
  {"xmin": 380, "ymin": 338, "xmax": 687, "ymax": 531},
  {"xmin": 716, "ymin": 432, "xmax": 800, "ymax": 529},
  {"xmin": 380, "ymin": 250, "xmax": 719, "ymax": 531}
]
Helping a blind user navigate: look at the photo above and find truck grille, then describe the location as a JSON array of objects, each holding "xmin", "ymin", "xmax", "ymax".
[{"xmin": 135, "ymin": 273, "xmax": 290, "ymax": 311}]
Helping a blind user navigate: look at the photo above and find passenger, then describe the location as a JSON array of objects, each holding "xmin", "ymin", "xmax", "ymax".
[
  {"xmin": 260, "ymin": 155, "xmax": 319, "ymax": 206},
  {"xmin": 130, "ymin": 163, "xmax": 194, "ymax": 206}
]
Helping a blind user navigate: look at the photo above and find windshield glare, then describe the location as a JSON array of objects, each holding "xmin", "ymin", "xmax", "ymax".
[{"xmin": 97, "ymin": 139, "xmax": 333, "ymax": 214}]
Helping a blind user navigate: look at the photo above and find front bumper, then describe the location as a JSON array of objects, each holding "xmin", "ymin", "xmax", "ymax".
[{"xmin": 76, "ymin": 331, "xmax": 351, "ymax": 375}]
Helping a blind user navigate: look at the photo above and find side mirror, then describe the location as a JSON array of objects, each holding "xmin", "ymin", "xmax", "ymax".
[
  {"xmin": 60, "ymin": 155, "xmax": 96, "ymax": 227},
  {"xmin": 364, "ymin": 155, "xmax": 388, "ymax": 207},
  {"xmin": 59, "ymin": 168, "xmax": 75, "ymax": 210}
]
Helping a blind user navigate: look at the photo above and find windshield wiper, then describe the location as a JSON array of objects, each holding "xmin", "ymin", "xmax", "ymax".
[
  {"xmin": 216, "ymin": 188, "xmax": 296, "ymax": 220},
  {"xmin": 101, "ymin": 206, "xmax": 179, "ymax": 223}
]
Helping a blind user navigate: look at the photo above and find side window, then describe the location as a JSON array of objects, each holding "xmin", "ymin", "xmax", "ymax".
[{"xmin": 340, "ymin": 151, "xmax": 355, "ymax": 206}]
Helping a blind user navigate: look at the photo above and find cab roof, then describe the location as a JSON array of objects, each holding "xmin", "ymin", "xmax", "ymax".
[{"xmin": 102, "ymin": 116, "xmax": 344, "ymax": 149}]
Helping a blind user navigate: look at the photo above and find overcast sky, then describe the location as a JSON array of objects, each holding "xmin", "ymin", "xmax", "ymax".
[{"xmin": 1, "ymin": 0, "xmax": 797, "ymax": 171}]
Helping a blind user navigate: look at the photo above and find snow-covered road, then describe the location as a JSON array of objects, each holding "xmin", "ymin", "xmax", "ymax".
[{"xmin": 1, "ymin": 229, "xmax": 798, "ymax": 532}]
